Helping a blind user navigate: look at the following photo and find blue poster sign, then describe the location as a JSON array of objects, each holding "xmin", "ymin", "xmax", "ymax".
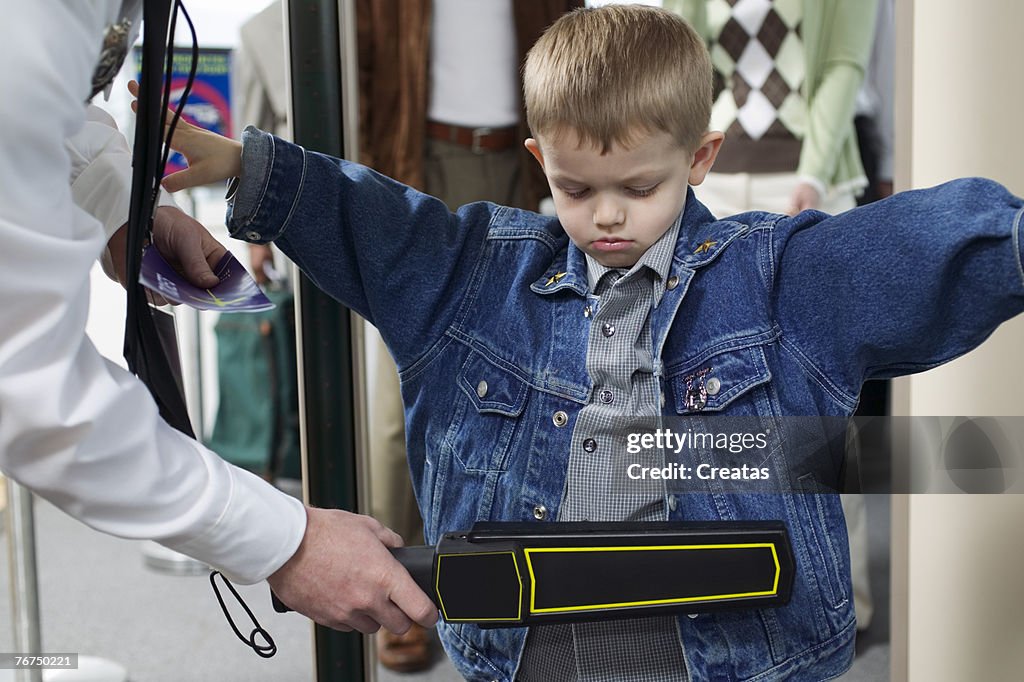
[{"xmin": 135, "ymin": 47, "xmax": 233, "ymax": 178}]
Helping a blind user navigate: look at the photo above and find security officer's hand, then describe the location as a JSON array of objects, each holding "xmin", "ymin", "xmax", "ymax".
[
  {"xmin": 107, "ymin": 205, "xmax": 227, "ymax": 296},
  {"xmin": 267, "ymin": 507, "xmax": 439, "ymax": 634}
]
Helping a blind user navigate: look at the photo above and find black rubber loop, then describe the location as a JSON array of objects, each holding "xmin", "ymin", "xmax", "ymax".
[{"xmin": 210, "ymin": 571, "xmax": 278, "ymax": 659}]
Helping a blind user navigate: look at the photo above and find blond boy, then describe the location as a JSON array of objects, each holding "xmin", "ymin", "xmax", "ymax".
[{"xmin": 163, "ymin": 6, "xmax": 1024, "ymax": 680}]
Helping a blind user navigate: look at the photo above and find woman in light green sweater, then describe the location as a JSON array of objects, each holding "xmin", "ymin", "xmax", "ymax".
[{"xmin": 665, "ymin": 0, "xmax": 879, "ymax": 215}]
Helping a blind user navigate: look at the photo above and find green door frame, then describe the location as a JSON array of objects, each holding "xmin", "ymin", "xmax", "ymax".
[{"xmin": 286, "ymin": 1, "xmax": 369, "ymax": 680}]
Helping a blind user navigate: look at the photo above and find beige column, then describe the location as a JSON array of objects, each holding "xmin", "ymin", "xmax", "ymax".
[{"xmin": 892, "ymin": 1, "xmax": 1024, "ymax": 680}]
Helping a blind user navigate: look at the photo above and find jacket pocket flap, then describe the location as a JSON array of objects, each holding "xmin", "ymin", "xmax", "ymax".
[
  {"xmin": 457, "ymin": 350, "xmax": 530, "ymax": 417},
  {"xmin": 669, "ymin": 345, "xmax": 771, "ymax": 413}
]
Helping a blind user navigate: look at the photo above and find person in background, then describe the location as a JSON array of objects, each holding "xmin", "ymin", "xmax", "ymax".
[
  {"xmin": 854, "ymin": 0, "xmax": 894, "ymax": 206},
  {"xmin": 665, "ymin": 0, "xmax": 877, "ymax": 216},
  {"xmin": 232, "ymin": 0, "xmax": 290, "ymax": 292}
]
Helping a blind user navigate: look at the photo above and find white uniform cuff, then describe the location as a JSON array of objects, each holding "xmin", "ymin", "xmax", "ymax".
[{"xmin": 165, "ymin": 457, "xmax": 307, "ymax": 584}]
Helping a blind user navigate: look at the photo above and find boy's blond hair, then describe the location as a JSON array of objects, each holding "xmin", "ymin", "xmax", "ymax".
[{"xmin": 524, "ymin": 5, "xmax": 712, "ymax": 153}]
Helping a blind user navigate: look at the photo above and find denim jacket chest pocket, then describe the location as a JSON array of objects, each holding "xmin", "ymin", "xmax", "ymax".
[
  {"xmin": 666, "ymin": 342, "xmax": 774, "ymax": 417},
  {"xmin": 446, "ymin": 349, "xmax": 531, "ymax": 473},
  {"xmin": 663, "ymin": 342, "xmax": 782, "ymax": 495}
]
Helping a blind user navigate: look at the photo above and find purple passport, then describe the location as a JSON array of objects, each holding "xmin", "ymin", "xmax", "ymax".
[{"xmin": 139, "ymin": 245, "xmax": 275, "ymax": 312}]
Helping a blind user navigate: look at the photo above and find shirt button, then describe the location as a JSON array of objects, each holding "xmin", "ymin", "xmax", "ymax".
[
  {"xmin": 666, "ymin": 275, "xmax": 680, "ymax": 290},
  {"xmin": 245, "ymin": 230, "xmax": 262, "ymax": 241},
  {"xmin": 476, "ymin": 380, "xmax": 488, "ymax": 398},
  {"xmin": 599, "ymin": 389, "xmax": 614, "ymax": 404},
  {"xmin": 602, "ymin": 323, "xmax": 615, "ymax": 337},
  {"xmin": 552, "ymin": 410, "xmax": 569, "ymax": 427},
  {"xmin": 705, "ymin": 377, "xmax": 721, "ymax": 396},
  {"xmin": 668, "ymin": 495, "xmax": 678, "ymax": 511},
  {"xmin": 582, "ymin": 438, "xmax": 597, "ymax": 453},
  {"xmin": 533, "ymin": 505, "xmax": 548, "ymax": 520}
]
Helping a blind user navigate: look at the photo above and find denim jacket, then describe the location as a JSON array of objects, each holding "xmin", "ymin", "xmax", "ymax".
[{"xmin": 230, "ymin": 129, "xmax": 1024, "ymax": 681}]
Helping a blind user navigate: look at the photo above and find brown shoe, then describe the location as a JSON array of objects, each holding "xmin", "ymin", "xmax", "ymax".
[{"xmin": 378, "ymin": 623, "xmax": 431, "ymax": 673}]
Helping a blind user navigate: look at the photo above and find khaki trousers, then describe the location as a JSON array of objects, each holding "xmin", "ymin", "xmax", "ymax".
[{"xmin": 691, "ymin": 170, "xmax": 858, "ymax": 217}]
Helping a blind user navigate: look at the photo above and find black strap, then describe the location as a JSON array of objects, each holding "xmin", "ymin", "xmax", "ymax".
[
  {"xmin": 123, "ymin": 0, "xmax": 193, "ymax": 437},
  {"xmin": 210, "ymin": 572, "xmax": 278, "ymax": 658}
]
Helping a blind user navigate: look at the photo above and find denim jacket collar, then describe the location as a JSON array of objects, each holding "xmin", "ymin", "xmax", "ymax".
[
  {"xmin": 673, "ymin": 187, "xmax": 750, "ymax": 270},
  {"xmin": 529, "ymin": 235, "xmax": 589, "ymax": 296}
]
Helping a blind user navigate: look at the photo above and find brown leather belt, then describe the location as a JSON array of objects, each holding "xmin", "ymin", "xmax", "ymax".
[{"xmin": 426, "ymin": 121, "xmax": 518, "ymax": 153}]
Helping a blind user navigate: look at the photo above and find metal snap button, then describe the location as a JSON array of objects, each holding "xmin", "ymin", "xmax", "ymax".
[
  {"xmin": 476, "ymin": 380, "xmax": 488, "ymax": 398},
  {"xmin": 705, "ymin": 377, "xmax": 721, "ymax": 396},
  {"xmin": 601, "ymin": 323, "xmax": 615, "ymax": 337},
  {"xmin": 666, "ymin": 275, "xmax": 680, "ymax": 290},
  {"xmin": 668, "ymin": 495, "xmax": 678, "ymax": 512},
  {"xmin": 583, "ymin": 305, "xmax": 592, "ymax": 318},
  {"xmin": 582, "ymin": 438, "xmax": 597, "ymax": 453},
  {"xmin": 659, "ymin": 392, "xmax": 666, "ymax": 408},
  {"xmin": 599, "ymin": 389, "xmax": 614, "ymax": 404},
  {"xmin": 245, "ymin": 230, "xmax": 262, "ymax": 241},
  {"xmin": 688, "ymin": 613, "xmax": 699, "ymax": 619},
  {"xmin": 552, "ymin": 410, "xmax": 569, "ymax": 427},
  {"xmin": 533, "ymin": 505, "xmax": 547, "ymax": 520}
]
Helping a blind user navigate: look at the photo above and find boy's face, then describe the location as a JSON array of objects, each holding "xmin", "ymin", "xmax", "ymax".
[{"xmin": 526, "ymin": 128, "xmax": 722, "ymax": 268}]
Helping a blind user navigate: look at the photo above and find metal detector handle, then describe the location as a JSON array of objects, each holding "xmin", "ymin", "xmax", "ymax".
[
  {"xmin": 389, "ymin": 545, "xmax": 437, "ymax": 601},
  {"xmin": 270, "ymin": 545, "xmax": 436, "ymax": 613}
]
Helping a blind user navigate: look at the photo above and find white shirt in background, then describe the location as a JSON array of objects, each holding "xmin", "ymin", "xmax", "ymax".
[{"xmin": 428, "ymin": 0, "xmax": 520, "ymax": 128}]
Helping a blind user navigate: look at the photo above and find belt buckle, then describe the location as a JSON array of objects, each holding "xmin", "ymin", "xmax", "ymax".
[{"xmin": 471, "ymin": 127, "xmax": 494, "ymax": 154}]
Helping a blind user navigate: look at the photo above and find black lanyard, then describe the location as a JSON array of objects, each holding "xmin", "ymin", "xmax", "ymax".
[{"xmin": 123, "ymin": 0, "xmax": 193, "ymax": 437}]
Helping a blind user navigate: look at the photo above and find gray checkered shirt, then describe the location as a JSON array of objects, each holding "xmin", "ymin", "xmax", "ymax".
[{"xmin": 517, "ymin": 213, "xmax": 689, "ymax": 681}]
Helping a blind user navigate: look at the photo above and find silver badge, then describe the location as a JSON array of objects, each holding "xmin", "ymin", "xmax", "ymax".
[{"xmin": 89, "ymin": 17, "xmax": 133, "ymax": 101}]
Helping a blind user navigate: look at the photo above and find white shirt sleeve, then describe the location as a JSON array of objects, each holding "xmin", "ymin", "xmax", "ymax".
[
  {"xmin": 67, "ymin": 104, "xmax": 179, "ymax": 280},
  {"xmin": 0, "ymin": 0, "xmax": 305, "ymax": 585}
]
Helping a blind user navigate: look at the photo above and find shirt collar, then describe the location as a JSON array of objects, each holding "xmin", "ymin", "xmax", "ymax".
[{"xmin": 584, "ymin": 209, "xmax": 683, "ymax": 306}]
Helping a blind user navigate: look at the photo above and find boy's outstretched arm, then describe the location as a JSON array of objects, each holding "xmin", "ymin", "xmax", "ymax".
[
  {"xmin": 772, "ymin": 178, "xmax": 1024, "ymax": 407},
  {"xmin": 224, "ymin": 127, "xmax": 502, "ymax": 371}
]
